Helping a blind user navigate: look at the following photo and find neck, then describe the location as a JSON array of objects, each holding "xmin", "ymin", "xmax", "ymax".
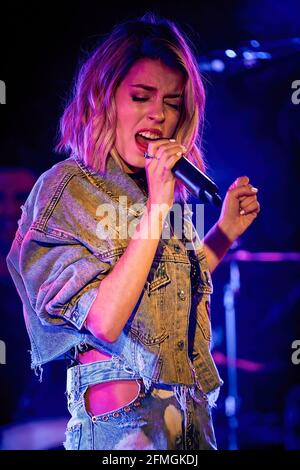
[{"xmin": 124, "ymin": 163, "xmax": 144, "ymax": 174}]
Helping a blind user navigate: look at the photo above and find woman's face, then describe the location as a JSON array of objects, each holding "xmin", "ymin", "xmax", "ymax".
[{"xmin": 114, "ymin": 58, "xmax": 185, "ymax": 172}]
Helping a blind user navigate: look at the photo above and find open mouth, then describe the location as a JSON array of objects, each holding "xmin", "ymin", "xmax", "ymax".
[{"xmin": 135, "ymin": 131, "xmax": 163, "ymax": 153}]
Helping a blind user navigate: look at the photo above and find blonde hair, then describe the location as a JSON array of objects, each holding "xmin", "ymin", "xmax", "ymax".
[{"xmin": 56, "ymin": 12, "xmax": 206, "ymax": 203}]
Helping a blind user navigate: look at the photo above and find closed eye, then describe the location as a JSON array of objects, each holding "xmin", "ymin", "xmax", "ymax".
[
  {"xmin": 167, "ymin": 103, "xmax": 180, "ymax": 110},
  {"xmin": 131, "ymin": 96, "xmax": 181, "ymax": 110},
  {"xmin": 131, "ymin": 96, "xmax": 148, "ymax": 102}
]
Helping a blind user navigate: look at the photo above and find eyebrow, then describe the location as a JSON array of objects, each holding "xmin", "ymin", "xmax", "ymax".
[{"xmin": 130, "ymin": 84, "xmax": 183, "ymax": 98}]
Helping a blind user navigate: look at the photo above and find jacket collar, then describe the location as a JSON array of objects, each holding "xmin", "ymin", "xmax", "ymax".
[{"xmin": 73, "ymin": 154, "xmax": 148, "ymax": 217}]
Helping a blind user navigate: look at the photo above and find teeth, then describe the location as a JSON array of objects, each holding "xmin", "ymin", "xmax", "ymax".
[{"xmin": 137, "ymin": 131, "xmax": 161, "ymax": 140}]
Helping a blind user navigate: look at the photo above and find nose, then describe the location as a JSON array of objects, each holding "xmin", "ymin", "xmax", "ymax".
[{"xmin": 148, "ymin": 100, "xmax": 165, "ymax": 123}]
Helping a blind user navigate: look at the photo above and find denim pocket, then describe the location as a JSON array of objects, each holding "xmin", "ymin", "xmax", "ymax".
[
  {"xmin": 195, "ymin": 249, "xmax": 213, "ymax": 295},
  {"xmin": 64, "ymin": 423, "xmax": 82, "ymax": 450},
  {"xmin": 146, "ymin": 261, "xmax": 171, "ymax": 295},
  {"xmin": 130, "ymin": 325, "xmax": 169, "ymax": 346},
  {"xmin": 197, "ymin": 268, "xmax": 213, "ymax": 295},
  {"xmin": 129, "ymin": 261, "xmax": 171, "ymax": 344}
]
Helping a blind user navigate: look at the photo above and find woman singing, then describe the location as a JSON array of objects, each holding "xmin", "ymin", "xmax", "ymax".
[{"xmin": 7, "ymin": 12, "xmax": 260, "ymax": 450}]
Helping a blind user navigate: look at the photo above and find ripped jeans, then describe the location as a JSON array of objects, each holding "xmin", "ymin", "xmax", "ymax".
[{"xmin": 64, "ymin": 356, "xmax": 218, "ymax": 450}]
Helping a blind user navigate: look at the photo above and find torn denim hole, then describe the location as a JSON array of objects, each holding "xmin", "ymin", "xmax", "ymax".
[
  {"xmin": 123, "ymin": 364, "xmax": 137, "ymax": 375},
  {"xmin": 189, "ymin": 386, "xmax": 220, "ymax": 409},
  {"xmin": 206, "ymin": 387, "xmax": 220, "ymax": 408},
  {"xmin": 136, "ymin": 351, "xmax": 145, "ymax": 372},
  {"xmin": 142, "ymin": 377, "xmax": 152, "ymax": 393},
  {"xmin": 111, "ymin": 355, "xmax": 137, "ymax": 376},
  {"xmin": 33, "ymin": 364, "xmax": 44, "ymax": 383},
  {"xmin": 111, "ymin": 354, "xmax": 126, "ymax": 370},
  {"xmin": 174, "ymin": 385, "xmax": 188, "ymax": 412}
]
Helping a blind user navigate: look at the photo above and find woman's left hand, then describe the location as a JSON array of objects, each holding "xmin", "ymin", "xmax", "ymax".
[{"xmin": 217, "ymin": 176, "xmax": 261, "ymax": 243}]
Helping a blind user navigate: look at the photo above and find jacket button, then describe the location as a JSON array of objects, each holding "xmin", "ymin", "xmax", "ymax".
[
  {"xmin": 71, "ymin": 309, "xmax": 79, "ymax": 321},
  {"xmin": 178, "ymin": 289, "xmax": 186, "ymax": 301},
  {"xmin": 174, "ymin": 244, "xmax": 181, "ymax": 253},
  {"xmin": 177, "ymin": 340, "xmax": 184, "ymax": 350}
]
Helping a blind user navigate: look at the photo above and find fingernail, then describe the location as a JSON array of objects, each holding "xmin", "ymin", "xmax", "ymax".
[
  {"xmin": 251, "ymin": 187, "xmax": 258, "ymax": 192},
  {"xmin": 176, "ymin": 151, "xmax": 182, "ymax": 157},
  {"xmin": 169, "ymin": 139, "xmax": 176, "ymax": 142},
  {"xmin": 240, "ymin": 209, "xmax": 245, "ymax": 215},
  {"xmin": 181, "ymin": 145, "xmax": 187, "ymax": 152}
]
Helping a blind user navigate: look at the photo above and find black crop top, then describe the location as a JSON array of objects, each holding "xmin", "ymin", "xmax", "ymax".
[{"xmin": 127, "ymin": 168, "xmax": 148, "ymax": 197}]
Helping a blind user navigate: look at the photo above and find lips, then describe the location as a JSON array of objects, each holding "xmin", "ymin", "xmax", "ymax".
[
  {"xmin": 135, "ymin": 128, "xmax": 163, "ymax": 154},
  {"xmin": 135, "ymin": 134, "xmax": 149, "ymax": 153},
  {"xmin": 136, "ymin": 128, "xmax": 163, "ymax": 139}
]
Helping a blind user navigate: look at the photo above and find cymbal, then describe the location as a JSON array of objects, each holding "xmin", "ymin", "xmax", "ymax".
[{"xmin": 223, "ymin": 250, "xmax": 300, "ymax": 262}]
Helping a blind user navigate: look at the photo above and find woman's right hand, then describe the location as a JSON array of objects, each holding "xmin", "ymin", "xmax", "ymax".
[{"xmin": 144, "ymin": 138, "xmax": 186, "ymax": 208}]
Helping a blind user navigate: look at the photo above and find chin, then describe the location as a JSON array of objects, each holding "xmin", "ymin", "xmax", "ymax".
[{"xmin": 120, "ymin": 153, "xmax": 144, "ymax": 172}]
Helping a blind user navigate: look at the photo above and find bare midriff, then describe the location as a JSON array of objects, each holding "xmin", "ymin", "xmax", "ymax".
[{"xmin": 78, "ymin": 348, "xmax": 140, "ymax": 416}]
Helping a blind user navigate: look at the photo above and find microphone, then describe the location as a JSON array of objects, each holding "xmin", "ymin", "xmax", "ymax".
[{"xmin": 172, "ymin": 156, "xmax": 222, "ymax": 207}]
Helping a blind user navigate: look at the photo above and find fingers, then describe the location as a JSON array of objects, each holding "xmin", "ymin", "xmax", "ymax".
[
  {"xmin": 240, "ymin": 200, "xmax": 260, "ymax": 216},
  {"xmin": 238, "ymin": 211, "xmax": 258, "ymax": 221},
  {"xmin": 229, "ymin": 183, "xmax": 258, "ymax": 199},
  {"xmin": 227, "ymin": 176, "xmax": 260, "ymax": 217},
  {"xmin": 163, "ymin": 153, "xmax": 184, "ymax": 171},
  {"xmin": 229, "ymin": 176, "xmax": 250, "ymax": 190},
  {"xmin": 239, "ymin": 195, "xmax": 257, "ymax": 209},
  {"xmin": 145, "ymin": 139, "xmax": 187, "ymax": 174},
  {"xmin": 239, "ymin": 193, "xmax": 260, "ymax": 216},
  {"xmin": 156, "ymin": 146, "xmax": 186, "ymax": 163},
  {"xmin": 147, "ymin": 138, "xmax": 186, "ymax": 160}
]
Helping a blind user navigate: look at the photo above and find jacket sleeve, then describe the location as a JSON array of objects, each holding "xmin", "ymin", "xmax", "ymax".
[{"xmin": 17, "ymin": 228, "xmax": 112, "ymax": 330}]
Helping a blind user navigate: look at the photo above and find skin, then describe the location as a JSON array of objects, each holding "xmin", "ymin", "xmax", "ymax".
[
  {"xmin": 85, "ymin": 58, "xmax": 189, "ymax": 415},
  {"xmin": 113, "ymin": 57, "xmax": 260, "ymax": 264},
  {"xmin": 114, "ymin": 57, "xmax": 185, "ymax": 173},
  {"xmin": 84, "ymin": 58, "xmax": 260, "ymax": 416}
]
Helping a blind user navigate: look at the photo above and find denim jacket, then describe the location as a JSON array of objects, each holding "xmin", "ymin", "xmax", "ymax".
[{"xmin": 6, "ymin": 154, "xmax": 222, "ymax": 394}]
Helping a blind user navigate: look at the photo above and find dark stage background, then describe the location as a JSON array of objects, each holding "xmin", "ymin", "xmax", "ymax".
[{"xmin": 0, "ymin": 0, "xmax": 300, "ymax": 450}]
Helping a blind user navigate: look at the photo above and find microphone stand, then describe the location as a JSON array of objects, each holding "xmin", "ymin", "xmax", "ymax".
[{"xmin": 223, "ymin": 246, "xmax": 240, "ymax": 450}]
